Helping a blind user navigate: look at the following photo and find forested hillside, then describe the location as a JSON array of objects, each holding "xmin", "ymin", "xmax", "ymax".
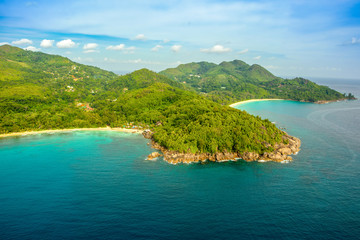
[
  {"xmin": 0, "ymin": 45, "xmax": 287, "ymax": 158},
  {"xmin": 160, "ymin": 60, "xmax": 355, "ymax": 103}
]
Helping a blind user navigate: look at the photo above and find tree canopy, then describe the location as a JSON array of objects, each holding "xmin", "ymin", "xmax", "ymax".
[
  {"xmin": 0, "ymin": 45, "xmax": 350, "ymax": 156},
  {"xmin": 160, "ymin": 60, "xmax": 355, "ymax": 104}
]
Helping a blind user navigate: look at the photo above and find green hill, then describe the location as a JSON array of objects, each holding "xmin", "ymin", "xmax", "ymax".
[
  {"xmin": 96, "ymin": 82, "xmax": 287, "ymax": 155},
  {"xmin": 0, "ymin": 45, "xmax": 297, "ymax": 163},
  {"xmin": 160, "ymin": 60, "xmax": 354, "ymax": 104},
  {"xmin": 108, "ymin": 68, "xmax": 185, "ymax": 91}
]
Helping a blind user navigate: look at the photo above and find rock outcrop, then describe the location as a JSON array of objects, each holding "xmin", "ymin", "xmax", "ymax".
[
  {"xmin": 142, "ymin": 130, "xmax": 153, "ymax": 139},
  {"xmin": 146, "ymin": 152, "xmax": 162, "ymax": 160},
  {"xmin": 150, "ymin": 134, "xmax": 301, "ymax": 164}
]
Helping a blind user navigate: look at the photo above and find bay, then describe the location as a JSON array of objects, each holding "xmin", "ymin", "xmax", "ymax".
[{"xmin": 1, "ymin": 80, "xmax": 360, "ymax": 240}]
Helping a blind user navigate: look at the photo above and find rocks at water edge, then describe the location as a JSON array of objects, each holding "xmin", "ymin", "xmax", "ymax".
[
  {"xmin": 142, "ymin": 130, "xmax": 153, "ymax": 139},
  {"xmin": 150, "ymin": 134, "xmax": 301, "ymax": 164},
  {"xmin": 147, "ymin": 152, "xmax": 162, "ymax": 160}
]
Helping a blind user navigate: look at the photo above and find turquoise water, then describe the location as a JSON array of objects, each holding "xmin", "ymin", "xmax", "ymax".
[{"xmin": 1, "ymin": 82, "xmax": 360, "ymax": 239}]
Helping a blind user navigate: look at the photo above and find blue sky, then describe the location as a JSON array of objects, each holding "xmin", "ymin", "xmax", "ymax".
[{"xmin": 1, "ymin": 0, "xmax": 360, "ymax": 79}]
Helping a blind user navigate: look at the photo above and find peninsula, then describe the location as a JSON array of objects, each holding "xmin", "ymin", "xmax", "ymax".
[
  {"xmin": 160, "ymin": 60, "xmax": 355, "ymax": 104},
  {"xmin": 2, "ymin": 45, "xmax": 353, "ymax": 164}
]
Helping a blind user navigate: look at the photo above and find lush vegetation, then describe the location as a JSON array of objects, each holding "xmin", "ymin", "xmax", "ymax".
[
  {"xmin": 160, "ymin": 60, "xmax": 355, "ymax": 104},
  {"xmin": 2, "ymin": 45, "xmax": 354, "ymax": 156},
  {"xmin": 97, "ymin": 83, "xmax": 284, "ymax": 154},
  {"xmin": 0, "ymin": 45, "xmax": 287, "ymax": 156}
]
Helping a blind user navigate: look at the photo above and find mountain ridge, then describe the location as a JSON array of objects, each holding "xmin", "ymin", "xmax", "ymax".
[
  {"xmin": 0, "ymin": 45, "xmax": 302, "ymax": 163},
  {"xmin": 160, "ymin": 60, "xmax": 355, "ymax": 104}
]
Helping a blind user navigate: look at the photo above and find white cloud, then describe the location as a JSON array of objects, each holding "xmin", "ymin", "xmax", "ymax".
[
  {"xmin": 24, "ymin": 46, "xmax": 40, "ymax": 51},
  {"xmin": 171, "ymin": 45, "xmax": 182, "ymax": 52},
  {"xmin": 40, "ymin": 39, "xmax": 54, "ymax": 48},
  {"xmin": 163, "ymin": 39, "xmax": 170, "ymax": 44},
  {"xmin": 253, "ymin": 56, "xmax": 262, "ymax": 60},
  {"xmin": 106, "ymin": 44, "xmax": 135, "ymax": 53},
  {"xmin": 83, "ymin": 43, "xmax": 98, "ymax": 50},
  {"xmin": 238, "ymin": 49, "xmax": 249, "ymax": 54},
  {"xmin": 84, "ymin": 49, "xmax": 98, "ymax": 53},
  {"xmin": 0, "ymin": 42, "xmax": 9, "ymax": 46},
  {"xmin": 56, "ymin": 39, "xmax": 76, "ymax": 48},
  {"xmin": 12, "ymin": 39, "xmax": 33, "ymax": 45},
  {"xmin": 201, "ymin": 44, "xmax": 231, "ymax": 53},
  {"xmin": 151, "ymin": 45, "xmax": 163, "ymax": 52},
  {"xmin": 135, "ymin": 34, "xmax": 146, "ymax": 40},
  {"xmin": 106, "ymin": 44, "xmax": 125, "ymax": 50}
]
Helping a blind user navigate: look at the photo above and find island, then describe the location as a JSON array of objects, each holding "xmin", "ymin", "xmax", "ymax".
[{"xmin": 1, "ymin": 45, "xmax": 354, "ymax": 164}]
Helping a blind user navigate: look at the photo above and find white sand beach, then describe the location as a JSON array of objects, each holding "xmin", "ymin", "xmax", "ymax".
[
  {"xmin": 0, "ymin": 127, "xmax": 144, "ymax": 138},
  {"xmin": 229, "ymin": 99, "xmax": 284, "ymax": 107}
]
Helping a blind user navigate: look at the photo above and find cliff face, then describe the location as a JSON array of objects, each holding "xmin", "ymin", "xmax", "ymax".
[{"xmin": 149, "ymin": 134, "xmax": 301, "ymax": 164}]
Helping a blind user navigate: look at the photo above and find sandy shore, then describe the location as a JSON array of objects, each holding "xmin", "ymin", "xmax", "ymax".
[
  {"xmin": 0, "ymin": 127, "xmax": 144, "ymax": 138},
  {"xmin": 229, "ymin": 99, "xmax": 284, "ymax": 107}
]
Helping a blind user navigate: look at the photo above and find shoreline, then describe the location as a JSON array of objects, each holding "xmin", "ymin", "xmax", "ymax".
[
  {"xmin": 0, "ymin": 127, "xmax": 144, "ymax": 138},
  {"xmin": 151, "ymin": 134, "xmax": 301, "ymax": 164},
  {"xmin": 229, "ymin": 98, "xmax": 355, "ymax": 107},
  {"xmin": 229, "ymin": 99, "xmax": 284, "ymax": 107}
]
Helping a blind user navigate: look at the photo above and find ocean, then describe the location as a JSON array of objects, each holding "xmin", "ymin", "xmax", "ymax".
[{"xmin": 1, "ymin": 79, "xmax": 360, "ymax": 240}]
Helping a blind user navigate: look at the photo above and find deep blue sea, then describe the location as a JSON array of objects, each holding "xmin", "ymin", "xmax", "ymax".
[{"xmin": 1, "ymin": 79, "xmax": 360, "ymax": 240}]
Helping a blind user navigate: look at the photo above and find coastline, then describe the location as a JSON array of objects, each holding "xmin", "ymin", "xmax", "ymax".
[
  {"xmin": 1, "ymin": 126, "xmax": 302, "ymax": 165},
  {"xmin": 229, "ymin": 98, "xmax": 355, "ymax": 107},
  {"xmin": 151, "ymin": 134, "xmax": 301, "ymax": 164},
  {"xmin": 0, "ymin": 127, "xmax": 144, "ymax": 138},
  {"xmin": 229, "ymin": 99, "xmax": 284, "ymax": 107}
]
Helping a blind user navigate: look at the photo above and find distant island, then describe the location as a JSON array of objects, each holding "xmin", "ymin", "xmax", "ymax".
[{"xmin": 0, "ymin": 45, "xmax": 355, "ymax": 164}]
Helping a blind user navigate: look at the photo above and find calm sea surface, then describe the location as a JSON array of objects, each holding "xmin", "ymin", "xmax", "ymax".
[{"xmin": 1, "ymin": 79, "xmax": 360, "ymax": 240}]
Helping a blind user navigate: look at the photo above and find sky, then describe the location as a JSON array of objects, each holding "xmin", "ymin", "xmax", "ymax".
[{"xmin": 0, "ymin": 0, "xmax": 360, "ymax": 79}]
